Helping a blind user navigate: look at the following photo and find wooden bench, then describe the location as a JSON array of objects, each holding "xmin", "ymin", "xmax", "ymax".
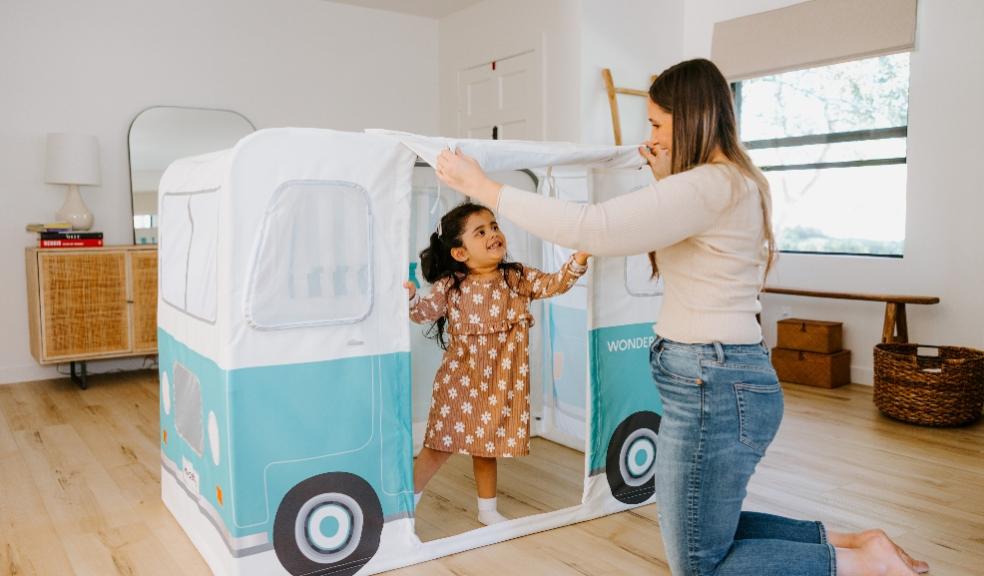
[{"xmin": 761, "ymin": 287, "xmax": 940, "ymax": 344}]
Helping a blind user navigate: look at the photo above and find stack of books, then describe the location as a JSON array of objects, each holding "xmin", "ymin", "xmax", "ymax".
[{"xmin": 26, "ymin": 222, "xmax": 104, "ymax": 248}]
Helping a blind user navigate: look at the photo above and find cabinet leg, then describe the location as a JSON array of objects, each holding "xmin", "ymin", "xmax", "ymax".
[{"xmin": 70, "ymin": 361, "xmax": 88, "ymax": 390}]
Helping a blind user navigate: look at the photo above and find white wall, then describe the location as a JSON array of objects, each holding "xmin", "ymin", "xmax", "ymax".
[
  {"xmin": 683, "ymin": 0, "xmax": 984, "ymax": 383},
  {"xmin": 580, "ymin": 0, "xmax": 684, "ymax": 146},
  {"xmin": 438, "ymin": 0, "xmax": 582, "ymax": 142},
  {"xmin": 0, "ymin": 0, "xmax": 439, "ymax": 384}
]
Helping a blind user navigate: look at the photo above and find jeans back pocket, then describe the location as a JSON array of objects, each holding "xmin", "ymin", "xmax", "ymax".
[{"xmin": 734, "ymin": 380, "xmax": 783, "ymax": 455}]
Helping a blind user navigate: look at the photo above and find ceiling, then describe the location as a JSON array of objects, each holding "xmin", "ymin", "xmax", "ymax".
[{"xmin": 323, "ymin": 0, "xmax": 482, "ymax": 19}]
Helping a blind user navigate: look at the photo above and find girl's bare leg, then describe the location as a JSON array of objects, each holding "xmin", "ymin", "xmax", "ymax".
[
  {"xmin": 413, "ymin": 446, "xmax": 452, "ymax": 493},
  {"xmin": 828, "ymin": 529, "xmax": 929, "ymax": 574},
  {"xmin": 472, "ymin": 455, "xmax": 498, "ymax": 498}
]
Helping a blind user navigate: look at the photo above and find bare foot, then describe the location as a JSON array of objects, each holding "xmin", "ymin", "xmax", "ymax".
[
  {"xmin": 829, "ymin": 529, "xmax": 928, "ymax": 574},
  {"xmin": 837, "ymin": 531, "xmax": 922, "ymax": 575}
]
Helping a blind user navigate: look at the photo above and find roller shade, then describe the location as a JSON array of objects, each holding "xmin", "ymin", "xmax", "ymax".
[{"xmin": 711, "ymin": 0, "xmax": 918, "ymax": 81}]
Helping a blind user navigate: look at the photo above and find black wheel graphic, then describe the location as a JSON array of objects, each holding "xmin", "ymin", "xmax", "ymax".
[
  {"xmin": 273, "ymin": 472, "xmax": 383, "ymax": 576},
  {"xmin": 606, "ymin": 411, "xmax": 661, "ymax": 504}
]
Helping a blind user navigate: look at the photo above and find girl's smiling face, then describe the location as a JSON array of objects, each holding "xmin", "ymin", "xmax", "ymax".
[{"xmin": 450, "ymin": 209, "xmax": 507, "ymax": 270}]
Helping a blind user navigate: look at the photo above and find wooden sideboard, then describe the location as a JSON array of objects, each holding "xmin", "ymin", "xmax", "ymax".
[{"xmin": 25, "ymin": 245, "xmax": 157, "ymax": 388}]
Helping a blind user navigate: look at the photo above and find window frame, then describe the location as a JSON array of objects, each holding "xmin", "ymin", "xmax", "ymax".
[{"xmin": 732, "ymin": 56, "xmax": 909, "ymax": 259}]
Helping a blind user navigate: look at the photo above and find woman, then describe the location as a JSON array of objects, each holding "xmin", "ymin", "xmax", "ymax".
[{"xmin": 435, "ymin": 59, "xmax": 927, "ymax": 576}]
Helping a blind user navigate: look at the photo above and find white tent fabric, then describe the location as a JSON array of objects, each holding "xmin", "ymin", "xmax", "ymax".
[
  {"xmin": 368, "ymin": 129, "xmax": 647, "ymax": 172},
  {"xmin": 158, "ymin": 128, "xmax": 664, "ymax": 576}
]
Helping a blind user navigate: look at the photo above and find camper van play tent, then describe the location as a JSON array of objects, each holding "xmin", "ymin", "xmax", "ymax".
[{"xmin": 157, "ymin": 128, "xmax": 666, "ymax": 576}]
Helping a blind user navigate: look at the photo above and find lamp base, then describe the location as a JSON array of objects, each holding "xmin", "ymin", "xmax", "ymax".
[{"xmin": 56, "ymin": 184, "xmax": 94, "ymax": 231}]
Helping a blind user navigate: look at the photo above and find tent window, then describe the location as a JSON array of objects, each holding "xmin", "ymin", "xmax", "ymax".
[
  {"xmin": 173, "ymin": 361, "xmax": 204, "ymax": 456},
  {"xmin": 624, "ymin": 254, "xmax": 663, "ymax": 297},
  {"xmin": 246, "ymin": 180, "xmax": 372, "ymax": 329},
  {"xmin": 160, "ymin": 189, "xmax": 219, "ymax": 322}
]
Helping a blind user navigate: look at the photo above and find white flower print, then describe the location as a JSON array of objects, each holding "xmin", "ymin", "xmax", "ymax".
[
  {"xmin": 450, "ymin": 309, "xmax": 461, "ymax": 320},
  {"xmin": 520, "ymin": 411, "xmax": 530, "ymax": 424},
  {"xmin": 488, "ymin": 348, "xmax": 498, "ymax": 360},
  {"xmin": 465, "ymin": 434, "xmax": 474, "ymax": 445},
  {"xmin": 501, "ymin": 406, "xmax": 512, "ymax": 417},
  {"xmin": 532, "ymin": 280, "xmax": 542, "ymax": 292},
  {"xmin": 498, "ymin": 333, "xmax": 507, "ymax": 343},
  {"xmin": 430, "ymin": 300, "xmax": 439, "ymax": 311},
  {"xmin": 490, "ymin": 304, "xmax": 501, "ymax": 316},
  {"xmin": 443, "ymin": 435, "xmax": 452, "ymax": 447},
  {"xmin": 486, "ymin": 442, "xmax": 495, "ymax": 453},
  {"xmin": 475, "ymin": 427, "xmax": 485, "ymax": 438},
  {"xmin": 507, "ymin": 309, "xmax": 517, "ymax": 321},
  {"xmin": 449, "ymin": 360, "xmax": 459, "ymax": 372},
  {"xmin": 492, "ymin": 290, "xmax": 501, "ymax": 301},
  {"xmin": 451, "ymin": 293, "xmax": 460, "ymax": 303},
  {"xmin": 456, "ymin": 346, "xmax": 465, "ymax": 357},
  {"xmin": 428, "ymin": 428, "xmax": 435, "ymax": 438},
  {"xmin": 517, "ymin": 427, "xmax": 526, "ymax": 438},
  {"xmin": 480, "ymin": 381, "xmax": 489, "ymax": 392},
  {"xmin": 462, "ymin": 284, "xmax": 471, "ymax": 294},
  {"xmin": 514, "ymin": 380, "xmax": 524, "ymax": 391},
  {"xmin": 507, "ymin": 390, "xmax": 514, "ymax": 401},
  {"xmin": 507, "ymin": 342, "xmax": 516, "ymax": 353},
  {"xmin": 501, "ymin": 357, "xmax": 512, "ymax": 370},
  {"xmin": 440, "ymin": 404, "xmax": 451, "ymax": 417},
  {"xmin": 462, "ymin": 402, "xmax": 473, "ymax": 415},
  {"xmin": 469, "ymin": 388, "xmax": 478, "ymax": 398},
  {"xmin": 468, "ymin": 358, "xmax": 476, "ymax": 370},
  {"xmin": 489, "ymin": 395, "xmax": 498, "ymax": 406},
  {"xmin": 496, "ymin": 426, "xmax": 506, "ymax": 438},
  {"xmin": 483, "ymin": 366, "xmax": 492, "ymax": 378},
  {"xmin": 468, "ymin": 313, "xmax": 480, "ymax": 324},
  {"xmin": 442, "ymin": 373, "xmax": 451, "ymax": 384},
  {"xmin": 460, "ymin": 375, "xmax": 471, "ymax": 388},
  {"xmin": 469, "ymin": 344, "xmax": 478, "ymax": 354},
  {"xmin": 526, "ymin": 270, "xmax": 536, "ymax": 280},
  {"xmin": 454, "ymin": 421, "xmax": 465, "ymax": 433},
  {"xmin": 498, "ymin": 379, "xmax": 508, "ymax": 391},
  {"xmin": 472, "ymin": 293, "xmax": 484, "ymax": 305},
  {"xmin": 448, "ymin": 388, "xmax": 458, "ymax": 399},
  {"xmin": 436, "ymin": 420, "xmax": 444, "ymax": 431},
  {"xmin": 437, "ymin": 282, "xmax": 446, "ymax": 293},
  {"xmin": 478, "ymin": 335, "xmax": 487, "ymax": 346},
  {"xmin": 507, "ymin": 437, "xmax": 517, "ymax": 448},
  {"xmin": 481, "ymin": 411, "xmax": 492, "ymax": 424},
  {"xmin": 519, "ymin": 363, "xmax": 528, "ymax": 377}
]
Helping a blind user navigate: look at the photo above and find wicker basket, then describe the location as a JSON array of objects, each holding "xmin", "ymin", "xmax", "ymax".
[{"xmin": 873, "ymin": 343, "xmax": 984, "ymax": 426}]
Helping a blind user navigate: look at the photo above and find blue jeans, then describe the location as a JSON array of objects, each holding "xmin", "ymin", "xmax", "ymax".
[{"xmin": 651, "ymin": 337, "xmax": 836, "ymax": 576}]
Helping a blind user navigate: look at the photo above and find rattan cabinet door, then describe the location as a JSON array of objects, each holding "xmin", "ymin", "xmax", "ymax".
[
  {"xmin": 130, "ymin": 250, "xmax": 158, "ymax": 353},
  {"xmin": 38, "ymin": 251, "xmax": 130, "ymax": 360}
]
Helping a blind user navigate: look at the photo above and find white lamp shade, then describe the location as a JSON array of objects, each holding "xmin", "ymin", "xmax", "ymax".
[{"xmin": 45, "ymin": 133, "xmax": 101, "ymax": 186}]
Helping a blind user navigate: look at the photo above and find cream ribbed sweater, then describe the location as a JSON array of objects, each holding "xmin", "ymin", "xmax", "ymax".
[{"xmin": 496, "ymin": 164, "xmax": 769, "ymax": 344}]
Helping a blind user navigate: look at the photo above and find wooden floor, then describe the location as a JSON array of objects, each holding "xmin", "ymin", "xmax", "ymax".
[{"xmin": 1, "ymin": 371, "xmax": 982, "ymax": 575}]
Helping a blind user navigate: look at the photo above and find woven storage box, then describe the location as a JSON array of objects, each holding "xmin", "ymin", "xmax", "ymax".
[
  {"xmin": 777, "ymin": 318, "xmax": 842, "ymax": 353},
  {"xmin": 772, "ymin": 348, "xmax": 851, "ymax": 388},
  {"xmin": 873, "ymin": 343, "xmax": 984, "ymax": 426}
]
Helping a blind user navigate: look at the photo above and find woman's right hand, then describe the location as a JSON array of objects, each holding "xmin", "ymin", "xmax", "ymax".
[
  {"xmin": 639, "ymin": 144, "xmax": 671, "ymax": 180},
  {"xmin": 403, "ymin": 281, "xmax": 416, "ymax": 300}
]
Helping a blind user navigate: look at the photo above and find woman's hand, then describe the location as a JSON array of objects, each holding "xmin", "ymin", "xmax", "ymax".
[
  {"xmin": 573, "ymin": 252, "xmax": 590, "ymax": 266},
  {"xmin": 639, "ymin": 144, "xmax": 671, "ymax": 180},
  {"xmin": 435, "ymin": 148, "xmax": 503, "ymax": 206},
  {"xmin": 403, "ymin": 281, "xmax": 416, "ymax": 300}
]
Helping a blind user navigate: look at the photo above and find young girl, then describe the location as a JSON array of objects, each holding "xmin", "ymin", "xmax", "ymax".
[{"xmin": 405, "ymin": 202, "xmax": 588, "ymax": 526}]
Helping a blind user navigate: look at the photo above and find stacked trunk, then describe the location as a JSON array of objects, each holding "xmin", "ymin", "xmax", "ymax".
[{"xmin": 772, "ymin": 319, "xmax": 851, "ymax": 388}]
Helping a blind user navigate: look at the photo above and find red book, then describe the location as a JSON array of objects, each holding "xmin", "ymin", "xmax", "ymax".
[{"xmin": 39, "ymin": 239, "xmax": 104, "ymax": 248}]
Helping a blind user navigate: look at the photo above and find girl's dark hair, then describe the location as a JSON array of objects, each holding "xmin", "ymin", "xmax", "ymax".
[{"xmin": 419, "ymin": 202, "xmax": 522, "ymax": 349}]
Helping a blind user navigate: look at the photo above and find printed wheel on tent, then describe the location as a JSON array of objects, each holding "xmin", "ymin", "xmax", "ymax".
[
  {"xmin": 606, "ymin": 411, "xmax": 661, "ymax": 504},
  {"xmin": 273, "ymin": 472, "xmax": 383, "ymax": 576}
]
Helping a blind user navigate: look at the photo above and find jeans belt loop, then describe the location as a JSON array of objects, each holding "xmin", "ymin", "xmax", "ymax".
[{"xmin": 712, "ymin": 341, "xmax": 725, "ymax": 364}]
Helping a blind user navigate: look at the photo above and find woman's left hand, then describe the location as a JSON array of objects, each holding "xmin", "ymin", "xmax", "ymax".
[{"xmin": 436, "ymin": 148, "xmax": 503, "ymax": 206}]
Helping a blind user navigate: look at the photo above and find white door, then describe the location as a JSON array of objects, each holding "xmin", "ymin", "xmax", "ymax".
[{"xmin": 457, "ymin": 51, "xmax": 541, "ymax": 141}]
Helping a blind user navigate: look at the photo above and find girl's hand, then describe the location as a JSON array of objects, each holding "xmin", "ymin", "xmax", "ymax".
[
  {"xmin": 435, "ymin": 148, "xmax": 503, "ymax": 206},
  {"xmin": 573, "ymin": 252, "xmax": 590, "ymax": 266},
  {"xmin": 639, "ymin": 144, "xmax": 671, "ymax": 180},
  {"xmin": 403, "ymin": 281, "xmax": 416, "ymax": 300}
]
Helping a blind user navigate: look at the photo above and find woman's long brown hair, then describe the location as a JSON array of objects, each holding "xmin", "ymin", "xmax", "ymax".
[{"xmin": 647, "ymin": 58, "xmax": 776, "ymax": 280}]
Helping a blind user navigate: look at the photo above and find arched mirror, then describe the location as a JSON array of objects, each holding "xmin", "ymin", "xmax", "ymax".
[{"xmin": 128, "ymin": 106, "xmax": 255, "ymax": 244}]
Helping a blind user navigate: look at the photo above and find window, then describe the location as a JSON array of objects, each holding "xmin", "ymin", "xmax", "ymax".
[
  {"xmin": 173, "ymin": 362, "xmax": 204, "ymax": 456},
  {"xmin": 160, "ymin": 190, "xmax": 219, "ymax": 321},
  {"xmin": 246, "ymin": 180, "xmax": 372, "ymax": 329},
  {"xmin": 735, "ymin": 53, "xmax": 909, "ymax": 256}
]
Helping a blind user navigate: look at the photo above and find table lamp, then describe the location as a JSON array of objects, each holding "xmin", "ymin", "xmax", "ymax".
[{"xmin": 45, "ymin": 133, "xmax": 100, "ymax": 230}]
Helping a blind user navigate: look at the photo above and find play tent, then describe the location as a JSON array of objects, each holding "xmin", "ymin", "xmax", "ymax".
[{"xmin": 157, "ymin": 127, "xmax": 665, "ymax": 576}]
